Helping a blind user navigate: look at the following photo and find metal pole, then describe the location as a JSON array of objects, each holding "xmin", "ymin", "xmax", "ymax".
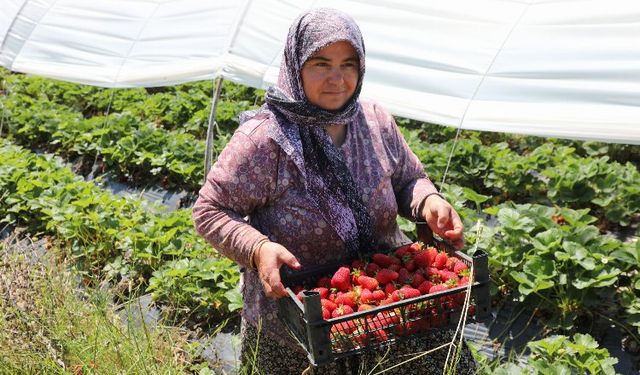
[{"xmin": 204, "ymin": 77, "xmax": 224, "ymax": 183}]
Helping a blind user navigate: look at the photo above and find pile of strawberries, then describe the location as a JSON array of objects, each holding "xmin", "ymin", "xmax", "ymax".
[{"xmin": 292, "ymin": 242, "xmax": 474, "ymax": 349}]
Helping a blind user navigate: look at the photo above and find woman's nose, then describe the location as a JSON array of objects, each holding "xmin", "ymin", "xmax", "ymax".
[{"xmin": 327, "ymin": 67, "xmax": 344, "ymax": 84}]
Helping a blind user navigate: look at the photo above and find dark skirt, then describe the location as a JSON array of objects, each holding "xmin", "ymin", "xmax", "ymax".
[{"xmin": 239, "ymin": 319, "xmax": 476, "ymax": 375}]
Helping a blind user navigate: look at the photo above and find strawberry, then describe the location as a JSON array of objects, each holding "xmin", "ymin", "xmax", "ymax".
[
  {"xmin": 453, "ymin": 261, "xmax": 469, "ymax": 274},
  {"xmin": 397, "ymin": 268, "xmax": 410, "ymax": 284},
  {"xmin": 365, "ymin": 262, "xmax": 380, "ymax": 276},
  {"xmin": 312, "ymin": 287, "xmax": 329, "ymax": 299},
  {"xmin": 331, "ymin": 318, "xmax": 357, "ymax": 334},
  {"xmin": 467, "ymin": 305, "xmax": 476, "ymax": 316},
  {"xmin": 358, "ymin": 304, "xmax": 375, "ymax": 312},
  {"xmin": 411, "ymin": 273, "xmax": 426, "ymax": 289},
  {"xmin": 376, "ymin": 269, "xmax": 399, "ymax": 285},
  {"xmin": 389, "ymin": 255, "xmax": 402, "ymax": 266},
  {"xmin": 321, "ymin": 298, "xmax": 337, "ymax": 312},
  {"xmin": 405, "ymin": 259, "xmax": 416, "ymax": 272},
  {"xmin": 384, "ymin": 282, "xmax": 397, "ymax": 295},
  {"xmin": 372, "ymin": 253, "xmax": 394, "ymax": 268},
  {"xmin": 409, "ymin": 242, "xmax": 422, "ymax": 253},
  {"xmin": 389, "ymin": 264, "xmax": 401, "ymax": 272},
  {"xmin": 356, "ymin": 275, "xmax": 379, "ymax": 291},
  {"xmin": 351, "ymin": 259, "xmax": 365, "ymax": 270},
  {"xmin": 425, "ymin": 246, "xmax": 439, "ymax": 266},
  {"xmin": 445, "ymin": 257, "xmax": 459, "ymax": 271},
  {"xmin": 429, "ymin": 283, "xmax": 448, "ymax": 294},
  {"xmin": 391, "ymin": 287, "xmax": 421, "ymax": 301},
  {"xmin": 360, "ymin": 288, "xmax": 375, "ymax": 304},
  {"xmin": 438, "ymin": 269, "xmax": 458, "ymax": 283},
  {"xmin": 331, "ymin": 304, "xmax": 354, "ymax": 318},
  {"xmin": 372, "ymin": 289, "xmax": 386, "ymax": 301},
  {"xmin": 413, "ymin": 250, "xmax": 431, "ymax": 268},
  {"xmin": 335, "ymin": 291, "xmax": 357, "ymax": 307},
  {"xmin": 316, "ymin": 276, "xmax": 332, "ymax": 289},
  {"xmin": 350, "ymin": 268, "xmax": 362, "ymax": 283},
  {"xmin": 457, "ymin": 275, "xmax": 470, "ymax": 286},
  {"xmin": 379, "ymin": 297, "xmax": 395, "ymax": 306},
  {"xmin": 373, "ymin": 328, "xmax": 389, "ymax": 342},
  {"xmin": 322, "ymin": 307, "xmax": 331, "ymax": 319},
  {"xmin": 433, "ymin": 252, "xmax": 448, "ymax": 269},
  {"xmin": 331, "ymin": 266, "xmax": 352, "ymax": 292},
  {"xmin": 394, "ymin": 244, "xmax": 412, "ymax": 258},
  {"xmin": 417, "ymin": 280, "xmax": 433, "ymax": 295}
]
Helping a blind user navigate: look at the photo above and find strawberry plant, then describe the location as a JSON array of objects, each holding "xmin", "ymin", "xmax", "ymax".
[
  {"xmin": 480, "ymin": 203, "xmax": 637, "ymax": 331},
  {"xmin": 0, "ymin": 140, "xmax": 241, "ymax": 323},
  {"xmin": 476, "ymin": 333, "xmax": 618, "ymax": 374}
]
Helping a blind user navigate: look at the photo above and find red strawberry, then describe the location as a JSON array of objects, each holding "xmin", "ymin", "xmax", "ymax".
[
  {"xmin": 331, "ymin": 318, "xmax": 357, "ymax": 334},
  {"xmin": 321, "ymin": 298, "xmax": 337, "ymax": 312},
  {"xmin": 358, "ymin": 304, "xmax": 375, "ymax": 312},
  {"xmin": 394, "ymin": 244, "xmax": 412, "ymax": 258},
  {"xmin": 409, "ymin": 242, "xmax": 422, "ymax": 253},
  {"xmin": 331, "ymin": 266, "xmax": 352, "ymax": 292},
  {"xmin": 356, "ymin": 275, "xmax": 379, "ymax": 291},
  {"xmin": 316, "ymin": 276, "xmax": 332, "ymax": 289},
  {"xmin": 322, "ymin": 307, "xmax": 331, "ymax": 319},
  {"xmin": 376, "ymin": 269, "xmax": 399, "ymax": 285},
  {"xmin": 379, "ymin": 297, "xmax": 395, "ymax": 306},
  {"xmin": 391, "ymin": 287, "xmax": 421, "ymax": 301},
  {"xmin": 413, "ymin": 251, "xmax": 431, "ymax": 268},
  {"xmin": 373, "ymin": 329, "xmax": 388, "ymax": 342},
  {"xmin": 360, "ymin": 288, "xmax": 374, "ymax": 304},
  {"xmin": 458, "ymin": 276, "xmax": 470, "ymax": 286},
  {"xmin": 411, "ymin": 273, "xmax": 426, "ymax": 289},
  {"xmin": 433, "ymin": 252, "xmax": 448, "ymax": 269},
  {"xmin": 405, "ymin": 259, "xmax": 416, "ymax": 272},
  {"xmin": 445, "ymin": 257, "xmax": 459, "ymax": 271},
  {"xmin": 365, "ymin": 262, "xmax": 380, "ymax": 276},
  {"xmin": 397, "ymin": 268, "xmax": 410, "ymax": 284},
  {"xmin": 331, "ymin": 304, "xmax": 354, "ymax": 318},
  {"xmin": 389, "ymin": 256, "xmax": 402, "ymax": 266},
  {"xmin": 389, "ymin": 264, "xmax": 401, "ymax": 272},
  {"xmin": 372, "ymin": 253, "xmax": 394, "ymax": 268},
  {"xmin": 439, "ymin": 269, "xmax": 458, "ymax": 283},
  {"xmin": 312, "ymin": 287, "xmax": 329, "ymax": 299},
  {"xmin": 454, "ymin": 262, "xmax": 469, "ymax": 274},
  {"xmin": 350, "ymin": 268, "xmax": 362, "ymax": 283},
  {"xmin": 372, "ymin": 289, "xmax": 386, "ymax": 301},
  {"xmin": 351, "ymin": 259, "xmax": 365, "ymax": 270},
  {"xmin": 335, "ymin": 291, "xmax": 357, "ymax": 307},
  {"xmin": 429, "ymin": 283, "xmax": 448, "ymax": 294},
  {"xmin": 384, "ymin": 282, "xmax": 397, "ymax": 295},
  {"xmin": 426, "ymin": 246, "xmax": 439, "ymax": 265},
  {"xmin": 417, "ymin": 280, "xmax": 433, "ymax": 295}
]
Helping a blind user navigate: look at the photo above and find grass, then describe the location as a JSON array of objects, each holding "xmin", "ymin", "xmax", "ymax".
[{"xmin": 0, "ymin": 236, "xmax": 194, "ymax": 374}]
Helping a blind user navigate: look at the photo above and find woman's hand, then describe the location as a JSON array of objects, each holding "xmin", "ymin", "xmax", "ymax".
[
  {"xmin": 253, "ymin": 241, "xmax": 301, "ymax": 298},
  {"xmin": 421, "ymin": 194, "xmax": 464, "ymax": 249}
]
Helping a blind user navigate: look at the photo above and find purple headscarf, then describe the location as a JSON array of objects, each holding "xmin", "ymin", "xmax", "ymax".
[{"xmin": 258, "ymin": 8, "xmax": 374, "ymax": 258}]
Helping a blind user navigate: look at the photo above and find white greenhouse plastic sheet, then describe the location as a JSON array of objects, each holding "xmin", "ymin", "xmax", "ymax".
[{"xmin": 1, "ymin": 0, "xmax": 639, "ymax": 144}]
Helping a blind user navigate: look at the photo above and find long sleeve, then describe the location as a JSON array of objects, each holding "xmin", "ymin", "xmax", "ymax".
[
  {"xmin": 192, "ymin": 129, "xmax": 277, "ymax": 269},
  {"xmin": 375, "ymin": 105, "xmax": 438, "ymax": 221}
]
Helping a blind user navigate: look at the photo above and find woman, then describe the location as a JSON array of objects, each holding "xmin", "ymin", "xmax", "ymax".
[{"xmin": 193, "ymin": 8, "xmax": 475, "ymax": 374}]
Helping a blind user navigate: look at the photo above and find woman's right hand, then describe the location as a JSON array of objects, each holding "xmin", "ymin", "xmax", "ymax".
[{"xmin": 253, "ymin": 241, "xmax": 301, "ymax": 298}]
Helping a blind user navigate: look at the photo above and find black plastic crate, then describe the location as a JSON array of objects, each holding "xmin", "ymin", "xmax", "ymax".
[{"xmin": 276, "ymin": 222, "xmax": 490, "ymax": 366}]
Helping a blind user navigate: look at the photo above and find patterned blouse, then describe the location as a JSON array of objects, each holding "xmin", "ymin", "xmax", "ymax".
[{"xmin": 192, "ymin": 99, "xmax": 438, "ymax": 346}]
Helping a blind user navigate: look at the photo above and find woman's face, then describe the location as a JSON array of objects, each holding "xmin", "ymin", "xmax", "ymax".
[{"xmin": 301, "ymin": 41, "xmax": 359, "ymax": 111}]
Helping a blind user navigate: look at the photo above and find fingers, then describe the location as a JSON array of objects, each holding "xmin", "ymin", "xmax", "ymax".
[
  {"xmin": 423, "ymin": 195, "xmax": 465, "ymax": 247},
  {"xmin": 256, "ymin": 242, "xmax": 300, "ymax": 298},
  {"xmin": 279, "ymin": 248, "xmax": 302, "ymax": 270}
]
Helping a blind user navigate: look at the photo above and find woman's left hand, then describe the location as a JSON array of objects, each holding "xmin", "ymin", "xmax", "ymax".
[{"xmin": 421, "ymin": 194, "xmax": 464, "ymax": 249}]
